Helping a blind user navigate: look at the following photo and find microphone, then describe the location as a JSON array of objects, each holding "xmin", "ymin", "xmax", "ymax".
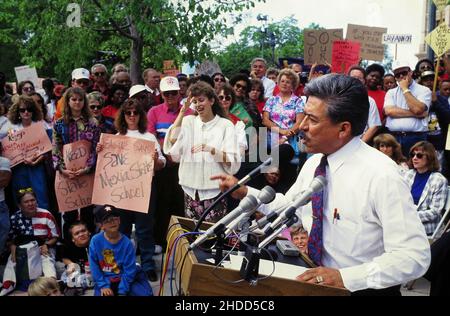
[
  {"xmin": 263, "ymin": 175, "xmax": 327, "ymax": 236},
  {"xmin": 236, "ymin": 157, "xmax": 273, "ymax": 186},
  {"xmin": 224, "ymin": 186, "xmax": 276, "ymax": 236},
  {"xmin": 189, "ymin": 195, "xmax": 259, "ymax": 250}
]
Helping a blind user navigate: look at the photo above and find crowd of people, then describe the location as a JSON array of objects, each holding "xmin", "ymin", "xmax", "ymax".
[{"xmin": 0, "ymin": 55, "xmax": 449, "ymax": 296}]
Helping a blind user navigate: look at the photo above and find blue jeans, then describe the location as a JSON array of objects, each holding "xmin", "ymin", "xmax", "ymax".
[
  {"xmin": 94, "ymin": 265, "xmax": 153, "ymax": 296},
  {"xmin": 394, "ymin": 133, "xmax": 428, "ymax": 157},
  {"xmin": 0, "ymin": 201, "xmax": 10, "ymax": 254}
]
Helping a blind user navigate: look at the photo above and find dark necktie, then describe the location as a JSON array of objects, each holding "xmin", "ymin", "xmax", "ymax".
[{"xmin": 308, "ymin": 155, "xmax": 327, "ymax": 266}]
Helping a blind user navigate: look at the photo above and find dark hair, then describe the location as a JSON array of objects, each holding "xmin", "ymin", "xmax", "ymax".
[
  {"xmin": 68, "ymin": 221, "xmax": 88, "ymax": 237},
  {"xmin": 250, "ymin": 79, "xmax": 265, "ymax": 102},
  {"xmin": 218, "ymin": 83, "xmax": 236, "ymax": 107},
  {"xmin": 304, "ymin": 74, "xmax": 369, "ymax": 136},
  {"xmin": 115, "ymin": 99, "xmax": 147, "ymax": 134},
  {"xmin": 17, "ymin": 189, "xmax": 36, "ymax": 205},
  {"xmin": 384, "ymin": 73, "xmax": 395, "ymax": 79},
  {"xmin": 29, "ymin": 92, "xmax": 48, "ymax": 120},
  {"xmin": 197, "ymin": 74, "xmax": 214, "ymax": 87},
  {"xmin": 108, "ymin": 84, "xmax": 129, "ymax": 106},
  {"xmin": 62, "ymin": 87, "xmax": 91, "ymax": 124},
  {"xmin": 17, "ymin": 80, "xmax": 35, "ymax": 95},
  {"xmin": 365, "ymin": 64, "xmax": 385, "ymax": 77},
  {"xmin": 409, "ymin": 141, "xmax": 440, "ymax": 172},
  {"xmin": 189, "ymin": 81, "xmax": 227, "ymax": 118},
  {"xmin": 415, "ymin": 58, "xmax": 434, "ymax": 73},
  {"xmin": 229, "ymin": 73, "xmax": 251, "ymax": 94},
  {"xmin": 8, "ymin": 95, "xmax": 44, "ymax": 124}
]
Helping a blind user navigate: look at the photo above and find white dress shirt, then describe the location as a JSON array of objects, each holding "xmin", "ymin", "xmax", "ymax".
[
  {"xmin": 261, "ymin": 76, "xmax": 276, "ymax": 99},
  {"xmin": 384, "ymin": 81, "xmax": 431, "ymax": 132},
  {"xmin": 248, "ymin": 137, "xmax": 430, "ymax": 292},
  {"xmin": 362, "ymin": 97, "xmax": 382, "ymax": 135}
]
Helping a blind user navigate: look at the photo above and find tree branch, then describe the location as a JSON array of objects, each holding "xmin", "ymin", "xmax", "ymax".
[{"xmin": 91, "ymin": 0, "xmax": 138, "ymax": 41}]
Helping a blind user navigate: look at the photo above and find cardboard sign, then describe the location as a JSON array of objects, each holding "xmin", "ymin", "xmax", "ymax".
[
  {"xmin": 55, "ymin": 140, "xmax": 94, "ymax": 212},
  {"xmin": 331, "ymin": 40, "xmax": 361, "ymax": 74},
  {"xmin": 425, "ymin": 23, "xmax": 450, "ymax": 57},
  {"xmin": 14, "ymin": 65, "xmax": 40, "ymax": 89},
  {"xmin": 92, "ymin": 134, "xmax": 155, "ymax": 213},
  {"xmin": 382, "ymin": 34, "xmax": 413, "ymax": 45},
  {"xmin": 163, "ymin": 60, "xmax": 180, "ymax": 76},
  {"xmin": 1, "ymin": 122, "xmax": 52, "ymax": 167},
  {"xmin": 346, "ymin": 24, "xmax": 387, "ymax": 61},
  {"xmin": 195, "ymin": 60, "xmax": 222, "ymax": 77},
  {"xmin": 304, "ymin": 29, "xmax": 343, "ymax": 65}
]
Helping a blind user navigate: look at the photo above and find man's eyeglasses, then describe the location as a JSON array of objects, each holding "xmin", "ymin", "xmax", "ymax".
[
  {"xmin": 410, "ymin": 152, "xmax": 425, "ymax": 159},
  {"xmin": 163, "ymin": 90, "xmax": 178, "ymax": 97},
  {"xmin": 94, "ymin": 72, "xmax": 106, "ymax": 77},
  {"xmin": 394, "ymin": 71, "xmax": 409, "ymax": 79},
  {"xmin": 235, "ymin": 83, "xmax": 247, "ymax": 91},
  {"xmin": 218, "ymin": 95, "xmax": 232, "ymax": 102},
  {"xmin": 19, "ymin": 107, "xmax": 33, "ymax": 113},
  {"xmin": 90, "ymin": 105, "xmax": 102, "ymax": 110},
  {"xmin": 75, "ymin": 79, "xmax": 90, "ymax": 85},
  {"xmin": 125, "ymin": 110, "xmax": 139, "ymax": 116},
  {"xmin": 214, "ymin": 77, "xmax": 225, "ymax": 83}
]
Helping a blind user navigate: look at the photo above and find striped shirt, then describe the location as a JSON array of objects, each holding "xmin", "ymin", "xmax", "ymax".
[{"xmin": 9, "ymin": 208, "xmax": 59, "ymax": 245}]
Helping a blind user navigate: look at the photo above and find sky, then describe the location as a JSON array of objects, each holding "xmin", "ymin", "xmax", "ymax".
[{"xmin": 222, "ymin": 0, "xmax": 428, "ymax": 69}]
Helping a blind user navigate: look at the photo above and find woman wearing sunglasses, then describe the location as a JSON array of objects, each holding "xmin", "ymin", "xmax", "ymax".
[
  {"xmin": 53, "ymin": 87, "xmax": 101, "ymax": 238},
  {"xmin": 229, "ymin": 74, "xmax": 260, "ymax": 129},
  {"xmin": 96, "ymin": 99, "xmax": 165, "ymax": 282},
  {"xmin": 87, "ymin": 91, "xmax": 116, "ymax": 134},
  {"xmin": 212, "ymin": 72, "xmax": 226, "ymax": 95},
  {"xmin": 1, "ymin": 95, "xmax": 50, "ymax": 210},
  {"xmin": 164, "ymin": 82, "xmax": 240, "ymax": 223},
  {"xmin": 404, "ymin": 141, "xmax": 448, "ymax": 236}
]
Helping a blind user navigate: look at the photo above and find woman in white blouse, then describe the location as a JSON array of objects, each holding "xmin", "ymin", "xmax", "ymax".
[{"xmin": 164, "ymin": 82, "xmax": 240, "ymax": 223}]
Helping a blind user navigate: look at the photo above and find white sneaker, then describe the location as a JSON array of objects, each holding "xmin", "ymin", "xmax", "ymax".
[
  {"xmin": 0, "ymin": 285, "xmax": 15, "ymax": 296},
  {"xmin": 154, "ymin": 245, "xmax": 163, "ymax": 254}
]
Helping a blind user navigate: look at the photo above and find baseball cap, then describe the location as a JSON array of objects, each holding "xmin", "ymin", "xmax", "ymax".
[
  {"xmin": 72, "ymin": 68, "xmax": 90, "ymax": 80},
  {"xmin": 94, "ymin": 204, "xmax": 120, "ymax": 223},
  {"xmin": 392, "ymin": 60, "xmax": 411, "ymax": 72},
  {"xmin": 160, "ymin": 76, "xmax": 180, "ymax": 92},
  {"xmin": 421, "ymin": 70, "xmax": 435, "ymax": 78},
  {"xmin": 129, "ymin": 84, "xmax": 147, "ymax": 98}
]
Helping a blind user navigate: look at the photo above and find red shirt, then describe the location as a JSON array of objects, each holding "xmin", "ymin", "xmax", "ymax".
[
  {"xmin": 368, "ymin": 89, "xmax": 386, "ymax": 121},
  {"xmin": 101, "ymin": 105, "xmax": 120, "ymax": 120}
]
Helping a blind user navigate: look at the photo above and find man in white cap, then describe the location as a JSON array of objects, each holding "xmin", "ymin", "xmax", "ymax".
[
  {"xmin": 54, "ymin": 68, "xmax": 91, "ymax": 120},
  {"xmin": 384, "ymin": 60, "xmax": 431, "ymax": 156},
  {"xmin": 146, "ymin": 76, "xmax": 193, "ymax": 255}
]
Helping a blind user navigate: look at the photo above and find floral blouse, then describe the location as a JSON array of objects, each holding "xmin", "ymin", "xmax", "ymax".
[
  {"xmin": 263, "ymin": 94, "xmax": 304, "ymax": 130},
  {"xmin": 52, "ymin": 117, "xmax": 101, "ymax": 171}
]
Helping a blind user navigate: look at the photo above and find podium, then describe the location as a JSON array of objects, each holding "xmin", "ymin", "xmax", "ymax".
[{"xmin": 167, "ymin": 216, "xmax": 350, "ymax": 296}]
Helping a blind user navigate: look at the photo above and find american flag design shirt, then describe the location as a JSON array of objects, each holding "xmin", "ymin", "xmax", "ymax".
[{"xmin": 9, "ymin": 208, "xmax": 59, "ymax": 245}]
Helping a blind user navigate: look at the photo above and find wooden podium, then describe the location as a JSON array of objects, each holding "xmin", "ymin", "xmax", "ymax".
[{"xmin": 167, "ymin": 216, "xmax": 349, "ymax": 296}]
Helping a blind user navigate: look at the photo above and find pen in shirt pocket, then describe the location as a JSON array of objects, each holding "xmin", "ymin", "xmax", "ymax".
[{"xmin": 333, "ymin": 208, "xmax": 341, "ymax": 224}]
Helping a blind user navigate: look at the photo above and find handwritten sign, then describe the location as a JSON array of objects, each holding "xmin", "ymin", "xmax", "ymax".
[
  {"xmin": 331, "ymin": 40, "xmax": 361, "ymax": 74},
  {"xmin": 1, "ymin": 122, "xmax": 52, "ymax": 167},
  {"xmin": 195, "ymin": 60, "xmax": 222, "ymax": 77},
  {"xmin": 346, "ymin": 24, "xmax": 387, "ymax": 61},
  {"xmin": 425, "ymin": 23, "xmax": 450, "ymax": 57},
  {"xmin": 55, "ymin": 140, "xmax": 94, "ymax": 212},
  {"xmin": 92, "ymin": 134, "xmax": 155, "ymax": 213},
  {"xmin": 163, "ymin": 60, "xmax": 180, "ymax": 77},
  {"xmin": 14, "ymin": 65, "xmax": 40, "ymax": 89},
  {"xmin": 382, "ymin": 34, "xmax": 413, "ymax": 45},
  {"xmin": 304, "ymin": 29, "xmax": 343, "ymax": 65}
]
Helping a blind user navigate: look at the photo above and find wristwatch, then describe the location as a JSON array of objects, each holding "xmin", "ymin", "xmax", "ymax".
[{"xmin": 403, "ymin": 89, "xmax": 411, "ymax": 95}]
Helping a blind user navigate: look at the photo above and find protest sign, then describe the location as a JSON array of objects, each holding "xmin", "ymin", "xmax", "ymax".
[
  {"xmin": 331, "ymin": 40, "xmax": 361, "ymax": 74},
  {"xmin": 1, "ymin": 122, "xmax": 52, "ymax": 167},
  {"xmin": 382, "ymin": 34, "xmax": 413, "ymax": 45},
  {"xmin": 92, "ymin": 134, "xmax": 155, "ymax": 213},
  {"xmin": 304, "ymin": 29, "xmax": 343, "ymax": 65},
  {"xmin": 425, "ymin": 23, "xmax": 450, "ymax": 57},
  {"xmin": 55, "ymin": 140, "xmax": 94, "ymax": 212},
  {"xmin": 195, "ymin": 60, "xmax": 222, "ymax": 77},
  {"xmin": 14, "ymin": 65, "xmax": 40, "ymax": 89},
  {"xmin": 163, "ymin": 60, "xmax": 180, "ymax": 77},
  {"xmin": 346, "ymin": 24, "xmax": 387, "ymax": 61}
]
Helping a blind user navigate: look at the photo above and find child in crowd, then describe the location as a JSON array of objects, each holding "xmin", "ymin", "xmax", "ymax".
[{"xmin": 89, "ymin": 205, "xmax": 152, "ymax": 296}]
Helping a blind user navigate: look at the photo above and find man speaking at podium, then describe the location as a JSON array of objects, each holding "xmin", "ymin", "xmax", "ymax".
[{"xmin": 212, "ymin": 74, "xmax": 430, "ymax": 295}]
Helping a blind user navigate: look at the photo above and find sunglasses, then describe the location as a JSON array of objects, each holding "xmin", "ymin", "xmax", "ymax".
[
  {"xmin": 125, "ymin": 110, "xmax": 139, "ymax": 116},
  {"xmin": 218, "ymin": 95, "xmax": 232, "ymax": 101},
  {"xmin": 235, "ymin": 83, "xmax": 247, "ymax": 90},
  {"xmin": 394, "ymin": 70, "xmax": 409, "ymax": 79},
  {"xmin": 163, "ymin": 90, "xmax": 178, "ymax": 97},
  {"xmin": 23, "ymin": 87, "xmax": 34, "ymax": 92},
  {"xmin": 94, "ymin": 72, "xmax": 106, "ymax": 77},
  {"xmin": 90, "ymin": 105, "xmax": 102, "ymax": 110},
  {"xmin": 410, "ymin": 152, "xmax": 425, "ymax": 159},
  {"xmin": 214, "ymin": 77, "xmax": 225, "ymax": 82},
  {"xmin": 19, "ymin": 107, "xmax": 33, "ymax": 113}
]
